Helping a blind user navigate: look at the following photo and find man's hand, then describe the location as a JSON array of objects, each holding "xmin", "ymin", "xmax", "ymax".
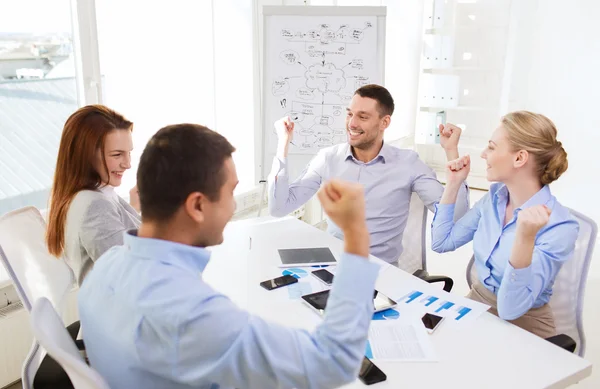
[
  {"xmin": 275, "ymin": 116, "xmax": 294, "ymax": 159},
  {"xmin": 274, "ymin": 116, "xmax": 294, "ymax": 145},
  {"xmin": 439, "ymin": 123, "xmax": 462, "ymax": 160},
  {"xmin": 318, "ymin": 179, "xmax": 369, "ymax": 257}
]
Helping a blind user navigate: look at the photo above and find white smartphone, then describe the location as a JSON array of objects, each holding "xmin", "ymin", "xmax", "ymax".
[{"xmin": 421, "ymin": 313, "xmax": 444, "ymax": 334}]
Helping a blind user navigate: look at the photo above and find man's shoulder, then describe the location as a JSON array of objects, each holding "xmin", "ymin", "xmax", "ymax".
[
  {"xmin": 78, "ymin": 244, "xmax": 124, "ymax": 298},
  {"xmin": 320, "ymin": 143, "xmax": 349, "ymax": 157},
  {"xmin": 381, "ymin": 144, "xmax": 422, "ymax": 165},
  {"xmin": 310, "ymin": 143, "xmax": 349, "ymax": 168},
  {"xmin": 80, "ymin": 249, "xmax": 220, "ymax": 317}
]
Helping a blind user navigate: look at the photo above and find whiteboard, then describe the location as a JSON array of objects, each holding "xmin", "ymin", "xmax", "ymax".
[{"xmin": 257, "ymin": 6, "xmax": 387, "ymax": 180}]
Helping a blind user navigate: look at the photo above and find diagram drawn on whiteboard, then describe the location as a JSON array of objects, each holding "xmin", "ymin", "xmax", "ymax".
[{"xmin": 266, "ymin": 16, "xmax": 379, "ymax": 154}]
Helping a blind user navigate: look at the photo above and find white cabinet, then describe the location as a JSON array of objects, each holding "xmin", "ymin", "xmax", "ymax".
[{"xmin": 415, "ymin": 0, "xmax": 514, "ymax": 189}]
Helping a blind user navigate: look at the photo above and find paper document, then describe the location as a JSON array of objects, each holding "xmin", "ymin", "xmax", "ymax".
[
  {"xmin": 366, "ymin": 320, "xmax": 437, "ymax": 362},
  {"xmin": 377, "ymin": 267, "xmax": 490, "ymax": 324},
  {"xmin": 396, "ymin": 288, "xmax": 489, "ymax": 325}
]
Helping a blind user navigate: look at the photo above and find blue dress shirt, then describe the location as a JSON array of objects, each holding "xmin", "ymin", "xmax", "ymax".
[
  {"xmin": 78, "ymin": 231, "xmax": 379, "ymax": 389},
  {"xmin": 269, "ymin": 143, "xmax": 469, "ymax": 263},
  {"xmin": 431, "ymin": 183, "xmax": 579, "ymax": 320}
]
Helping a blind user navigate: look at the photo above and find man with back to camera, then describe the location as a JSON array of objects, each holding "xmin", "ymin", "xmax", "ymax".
[
  {"xmin": 269, "ymin": 84, "xmax": 470, "ymax": 266},
  {"xmin": 78, "ymin": 123, "xmax": 381, "ymax": 389}
]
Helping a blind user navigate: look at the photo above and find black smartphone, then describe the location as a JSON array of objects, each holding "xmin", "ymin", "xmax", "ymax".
[
  {"xmin": 358, "ymin": 357, "xmax": 387, "ymax": 385},
  {"xmin": 302, "ymin": 289, "xmax": 397, "ymax": 316},
  {"xmin": 421, "ymin": 313, "xmax": 445, "ymax": 334},
  {"xmin": 311, "ymin": 269, "xmax": 334, "ymax": 285},
  {"xmin": 260, "ymin": 275, "xmax": 298, "ymax": 290}
]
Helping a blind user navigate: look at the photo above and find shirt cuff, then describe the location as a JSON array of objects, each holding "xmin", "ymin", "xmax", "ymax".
[
  {"xmin": 270, "ymin": 156, "xmax": 289, "ymax": 179},
  {"xmin": 503, "ymin": 261, "xmax": 532, "ymax": 289},
  {"xmin": 331, "ymin": 253, "xmax": 379, "ymax": 301},
  {"xmin": 432, "ymin": 203, "xmax": 455, "ymax": 224}
]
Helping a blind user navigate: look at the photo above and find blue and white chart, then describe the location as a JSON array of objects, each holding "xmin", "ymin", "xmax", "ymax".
[
  {"xmin": 282, "ymin": 268, "xmax": 309, "ymax": 279},
  {"xmin": 372, "ymin": 308, "xmax": 400, "ymax": 321},
  {"xmin": 396, "ymin": 288, "xmax": 489, "ymax": 324},
  {"xmin": 280, "ymin": 267, "xmax": 331, "ymax": 300}
]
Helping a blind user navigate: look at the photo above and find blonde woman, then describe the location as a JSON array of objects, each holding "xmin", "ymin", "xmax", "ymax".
[{"xmin": 431, "ymin": 111, "xmax": 579, "ymax": 338}]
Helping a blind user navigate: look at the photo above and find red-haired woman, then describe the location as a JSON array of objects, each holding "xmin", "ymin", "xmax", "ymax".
[{"xmin": 46, "ymin": 105, "xmax": 140, "ymax": 286}]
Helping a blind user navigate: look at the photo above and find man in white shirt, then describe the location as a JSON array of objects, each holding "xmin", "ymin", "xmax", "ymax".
[{"xmin": 269, "ymin": 84, "xmax": 470, "ymax": 265}]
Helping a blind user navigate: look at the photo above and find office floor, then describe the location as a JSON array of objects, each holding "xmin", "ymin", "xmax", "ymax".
[
  {"xmin": 4, "ymin": 190, "xmax": 598, "ymax": 389},
  {"xmin": 426, "ymin": 189, "xmax": 599, "ymax": 388}
]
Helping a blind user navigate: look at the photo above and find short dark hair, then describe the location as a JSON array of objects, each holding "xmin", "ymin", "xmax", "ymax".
[
  {"xmin": 137, "ymin": 124, "xmax": 235, "ymax": 222},
  {"xmin": 354, "ymin": 84, "xmax": 395, "ymax": 117}
]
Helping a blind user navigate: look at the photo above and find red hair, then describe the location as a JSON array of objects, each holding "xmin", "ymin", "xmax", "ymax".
[{"xmin": 46, "ymin": 105, "xmax": 133, "ymax": 257}]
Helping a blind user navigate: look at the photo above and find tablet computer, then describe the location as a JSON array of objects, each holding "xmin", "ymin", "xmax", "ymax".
[
  {"xmin": 301, "ymin": 289, "xmax": 397, "ymax": 315},
  {"xmin": 277, "ymin": 247, "xmax": 337, "ymax": 267}
]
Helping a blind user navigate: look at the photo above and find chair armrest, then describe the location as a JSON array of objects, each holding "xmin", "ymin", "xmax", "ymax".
[
  {"xmin": 545, "ymin": 334, "xmax": 576, "ymax": 353},
  {"xmin": 66, "ymin": 320, "xmax": 80, "ymax": 339},
  {"xmin": 74, "ymin": 339, "xmax": 86, "ymax": 351},
  {"xmin": 413, "ymin": 269, "xmax": 454, "ymax": 292},
  {"xmin": 66, "ymin": 320, "xmax": 85, "ymax": 351}
]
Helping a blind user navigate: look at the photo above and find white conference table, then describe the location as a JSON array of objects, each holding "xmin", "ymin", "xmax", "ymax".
[{"xmin": 205, "ymin": 216, "xmax": 592, "ymax": 389}]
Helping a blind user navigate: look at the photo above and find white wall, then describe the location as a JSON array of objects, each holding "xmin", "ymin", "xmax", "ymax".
[
  {"xmin": 95, "ymin": 0, "xmax": 217, "ymax": 194},
  {"xmin": 508, "ymin": 0, "xmax": 600, "ymax": 226},
  {"xmin": 95, "ymin": 0, "xmax": 260, "ymax": 194},
  {"xmin": 310, "ymin": 0, "xmax": 425, "ymax": 143},
  {"xmin": 380, "ymin": 0, "xmax": 424, "ymax": 142}
]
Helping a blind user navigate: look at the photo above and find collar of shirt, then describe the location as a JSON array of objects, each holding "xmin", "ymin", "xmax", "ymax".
[
  {"xmin": 343, "ymin": 142, "xmax": 390, "ymax": 164},
  {"xmin": 124, "ymin": 230, "xmax": 211, "ymax": 274},
  {"xmin": 491, "ymin": 183, "xmax": 552, "ymax": 218}
]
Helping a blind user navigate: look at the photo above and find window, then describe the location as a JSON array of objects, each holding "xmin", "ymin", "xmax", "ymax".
[
  {"xmin": 0, "ymin": 0, "xmax": 79, "ymax": 215},
  {"xmin": 0, "ymin": 0, "xmax": 420, "ymax": 216},
  {"xmin": 95, "ymin": 0, "xmax": 256, "ymax": 195},
  {"xmin": 0, "ymin": 0, "xmax": 259, "ymax": 216},
  {"xmin": 213, "ymin": 0, "xmax": 255, "ymax": 192}
]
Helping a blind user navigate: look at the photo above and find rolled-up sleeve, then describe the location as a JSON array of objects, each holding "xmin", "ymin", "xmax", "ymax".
[{"xmin": 268, "ymin": 150, "xmax": 328, "ymax": 217}]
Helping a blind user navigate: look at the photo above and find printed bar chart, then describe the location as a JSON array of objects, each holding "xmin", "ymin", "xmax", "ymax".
[
  {"xmin": 400, "ymin": 290, "xmax": 424, "ymax": 303},
  {"xmin": 394, "ymin": 289, "xmax": 488, "ymax": 323},
  {"xmin": 420, "ymin": 295, "xmax": 439, "ymax": 307},
  {"xmin": 434, "ymin": 301, "xmax": 455, "ymax": 314}
]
